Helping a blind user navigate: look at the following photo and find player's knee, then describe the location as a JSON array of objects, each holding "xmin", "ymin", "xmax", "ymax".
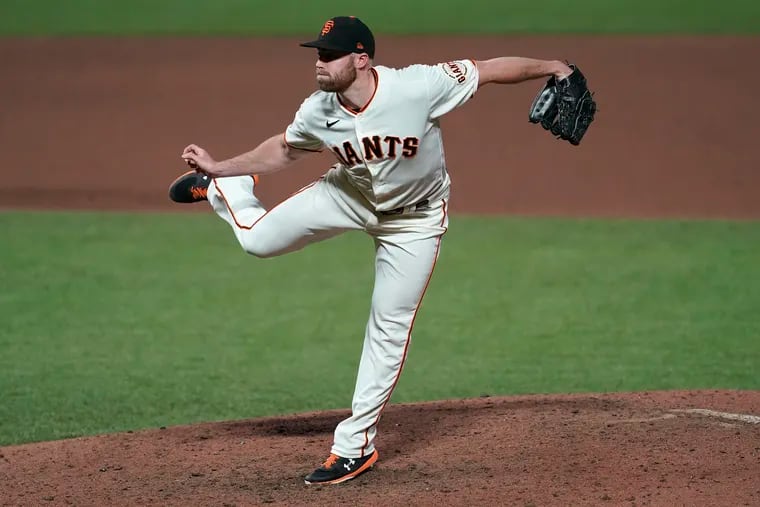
[
  {"xmin": 236, "ymin": 223, "xmax": 298, "ymax": 259},
  {"xmin": 240, "ymin": 242, "xmax": 275, "ymax": 259},
  {"xmin": 238, "ymin": 235, "xmax": 277, "ymax": 259}
]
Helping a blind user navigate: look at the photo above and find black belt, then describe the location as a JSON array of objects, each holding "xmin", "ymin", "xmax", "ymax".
[{"xmin": 378, "ymin": 199, "xmax": 430, "ymax": 216}]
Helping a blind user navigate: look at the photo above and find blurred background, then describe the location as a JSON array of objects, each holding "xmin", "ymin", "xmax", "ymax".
[{"xmin": 1, "ymin": 1, "xmax": 759, "ymax": 446}]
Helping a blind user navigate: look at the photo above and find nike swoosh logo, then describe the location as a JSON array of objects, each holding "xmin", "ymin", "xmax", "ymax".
[{"xmin": 326, "ymin": 119, "xmax": 340, "ymax": 128}]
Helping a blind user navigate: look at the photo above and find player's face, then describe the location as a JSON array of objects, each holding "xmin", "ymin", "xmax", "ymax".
[{"xmin": 315, "ymin": 50, "xmax": 357, "ymax": 92}]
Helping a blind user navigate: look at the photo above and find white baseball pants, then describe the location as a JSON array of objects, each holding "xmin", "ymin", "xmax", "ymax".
[{"xmin": 207, "ymin": 167, "xmax": 448, "ymax": 458}]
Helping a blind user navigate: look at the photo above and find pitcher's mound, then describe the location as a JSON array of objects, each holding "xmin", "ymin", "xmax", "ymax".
[{"xmin": 2, "ymin": 390, "xmax": 758, "ymax": 506}]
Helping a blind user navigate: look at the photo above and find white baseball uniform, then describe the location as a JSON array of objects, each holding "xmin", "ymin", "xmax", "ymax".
[{"xmin": 207, "ymin": 59, "xmax": 479, "ymax": 458}]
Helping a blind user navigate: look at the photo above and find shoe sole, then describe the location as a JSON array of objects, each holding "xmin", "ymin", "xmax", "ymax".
[
  {"xmin": 168, "ymin": 171, "xmax": 260, "ymax": 203},
  {"xmin": 303, "ymin": 450, "xmax": 378, "ymax": 485},
  {"xmin": 168, "ymin": 170, "xmax": 206, "ymax": 203},
  {"xmin": 169, "ymin": 170, "xmax": 194, "ymax": 184}
]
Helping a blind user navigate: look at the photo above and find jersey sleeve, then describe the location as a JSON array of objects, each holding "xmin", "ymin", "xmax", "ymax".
[
  {"xmin": 284, "ymin": 102, "xmax": 324, "ymax": 152},
  {"xmin": 424, "ymin": 59, "xmax": 479, "ymax": 120}
]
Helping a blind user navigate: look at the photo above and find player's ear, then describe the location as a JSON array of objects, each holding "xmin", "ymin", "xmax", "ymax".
[{"xmin": 354, "ymin": 53, "xmax": 370, "ymax": 68}]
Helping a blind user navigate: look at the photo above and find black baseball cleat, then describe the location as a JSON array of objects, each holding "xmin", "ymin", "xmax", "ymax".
[
  {"xmin": 168, "ymin": 170, "xmax": 211, "ymax": 203},
  {"xmin": 304, "ymin": 449, "xmax": 379, "ymax": 485}
]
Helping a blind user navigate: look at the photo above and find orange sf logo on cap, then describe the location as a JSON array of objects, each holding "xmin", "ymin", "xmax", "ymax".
[
  {"xmin": 356, "ymin": 42, "xmax": 364, "ymax": 50},
  {"xmin": 321, "ymin": 20, "xmax": 334, "ymax": 36}
]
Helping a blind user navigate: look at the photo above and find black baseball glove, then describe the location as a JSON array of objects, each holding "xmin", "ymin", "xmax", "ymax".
[{"xmin": 529, "ymin": 64, "xmax": 596, "ymax": 145}]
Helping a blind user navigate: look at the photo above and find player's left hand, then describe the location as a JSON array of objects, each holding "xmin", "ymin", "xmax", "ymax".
[
  {"xmin": 181, "ymin": 144, "xmax": 218, "ymax": 174},
  {"xmin": 528, "ymin": 63, "xmax": 597, "ymax": 145},
  {"xmin": 553, "ymin": 61, "xmax": 573, "ymax": 80}
]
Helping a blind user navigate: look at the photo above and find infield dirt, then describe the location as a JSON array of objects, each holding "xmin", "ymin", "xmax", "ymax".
[{"xmin": 2, "ymin": 36, "xmax": 759, "ymax": 218}]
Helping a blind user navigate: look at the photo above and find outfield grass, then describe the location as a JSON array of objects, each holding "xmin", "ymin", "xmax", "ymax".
[
  {"xmin": 1, "ymin": 0, "xmax": 759, "ymax": 35},
  {"xmin": 1, "ymin": 211, "xmax": 758, "ymax": 446}
]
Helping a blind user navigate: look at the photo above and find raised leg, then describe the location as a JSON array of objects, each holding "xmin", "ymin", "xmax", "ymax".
[{"xmin": 207, "ymin": 172, "xmax": 368, "ymax": 258}]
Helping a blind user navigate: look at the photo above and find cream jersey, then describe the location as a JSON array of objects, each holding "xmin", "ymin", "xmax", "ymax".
[{"xmin": 284, "ymin": 60, "xmax": 479, "ymax": 212}]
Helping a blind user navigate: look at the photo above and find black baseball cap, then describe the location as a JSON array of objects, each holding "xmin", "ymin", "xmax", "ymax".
[{"xmin": 300, "ymin": 16, "xmax": 375, "ymax": 58}]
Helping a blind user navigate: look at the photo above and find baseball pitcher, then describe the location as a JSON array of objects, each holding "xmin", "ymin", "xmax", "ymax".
[{"xmin": 169, "ymin": 16, "xmax": 596, "ymax": 485}]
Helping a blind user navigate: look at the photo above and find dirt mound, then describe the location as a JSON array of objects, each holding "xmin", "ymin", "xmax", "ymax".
[{"xmin": 1, "ymin": 390, "xmax": 758, "ymax": 506}]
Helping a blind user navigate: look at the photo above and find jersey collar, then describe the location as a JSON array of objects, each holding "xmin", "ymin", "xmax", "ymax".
[{"xmin": 337, "ymin": 68, "xmax": 379, "ymax": 116}]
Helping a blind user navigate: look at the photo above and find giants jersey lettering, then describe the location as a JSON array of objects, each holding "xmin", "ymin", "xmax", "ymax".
[{"xmin": 284, "ymin": 60, "xmax": 479, "ymax": 212}]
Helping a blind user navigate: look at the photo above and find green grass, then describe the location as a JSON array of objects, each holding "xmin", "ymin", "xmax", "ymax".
[
  {"xmin": 1, "ymin": 211, "xmax": 759, "ymax": 446},
  {"xmin": 1, "ymin": 0, "xmax": 759, "ymax": 35}
]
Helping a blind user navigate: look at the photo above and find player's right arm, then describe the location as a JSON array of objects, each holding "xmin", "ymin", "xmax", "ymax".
[
  {"xmin": 181, "ymin": 134, "xmax": 312, "ymax": 178},
  {"xmin": 182, "ymin": 96, "xmax": 325, "ymax": 178}
]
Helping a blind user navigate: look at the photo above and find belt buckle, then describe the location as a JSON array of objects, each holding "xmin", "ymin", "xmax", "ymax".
[{"xmin": 381, "ymin": 199, "xmax": 430, "ymax": 216}]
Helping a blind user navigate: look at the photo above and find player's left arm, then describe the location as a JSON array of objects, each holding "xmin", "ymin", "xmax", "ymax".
[{"xmin": 475, "ymin": 57, "xmax": 572, "ymax": 86}]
